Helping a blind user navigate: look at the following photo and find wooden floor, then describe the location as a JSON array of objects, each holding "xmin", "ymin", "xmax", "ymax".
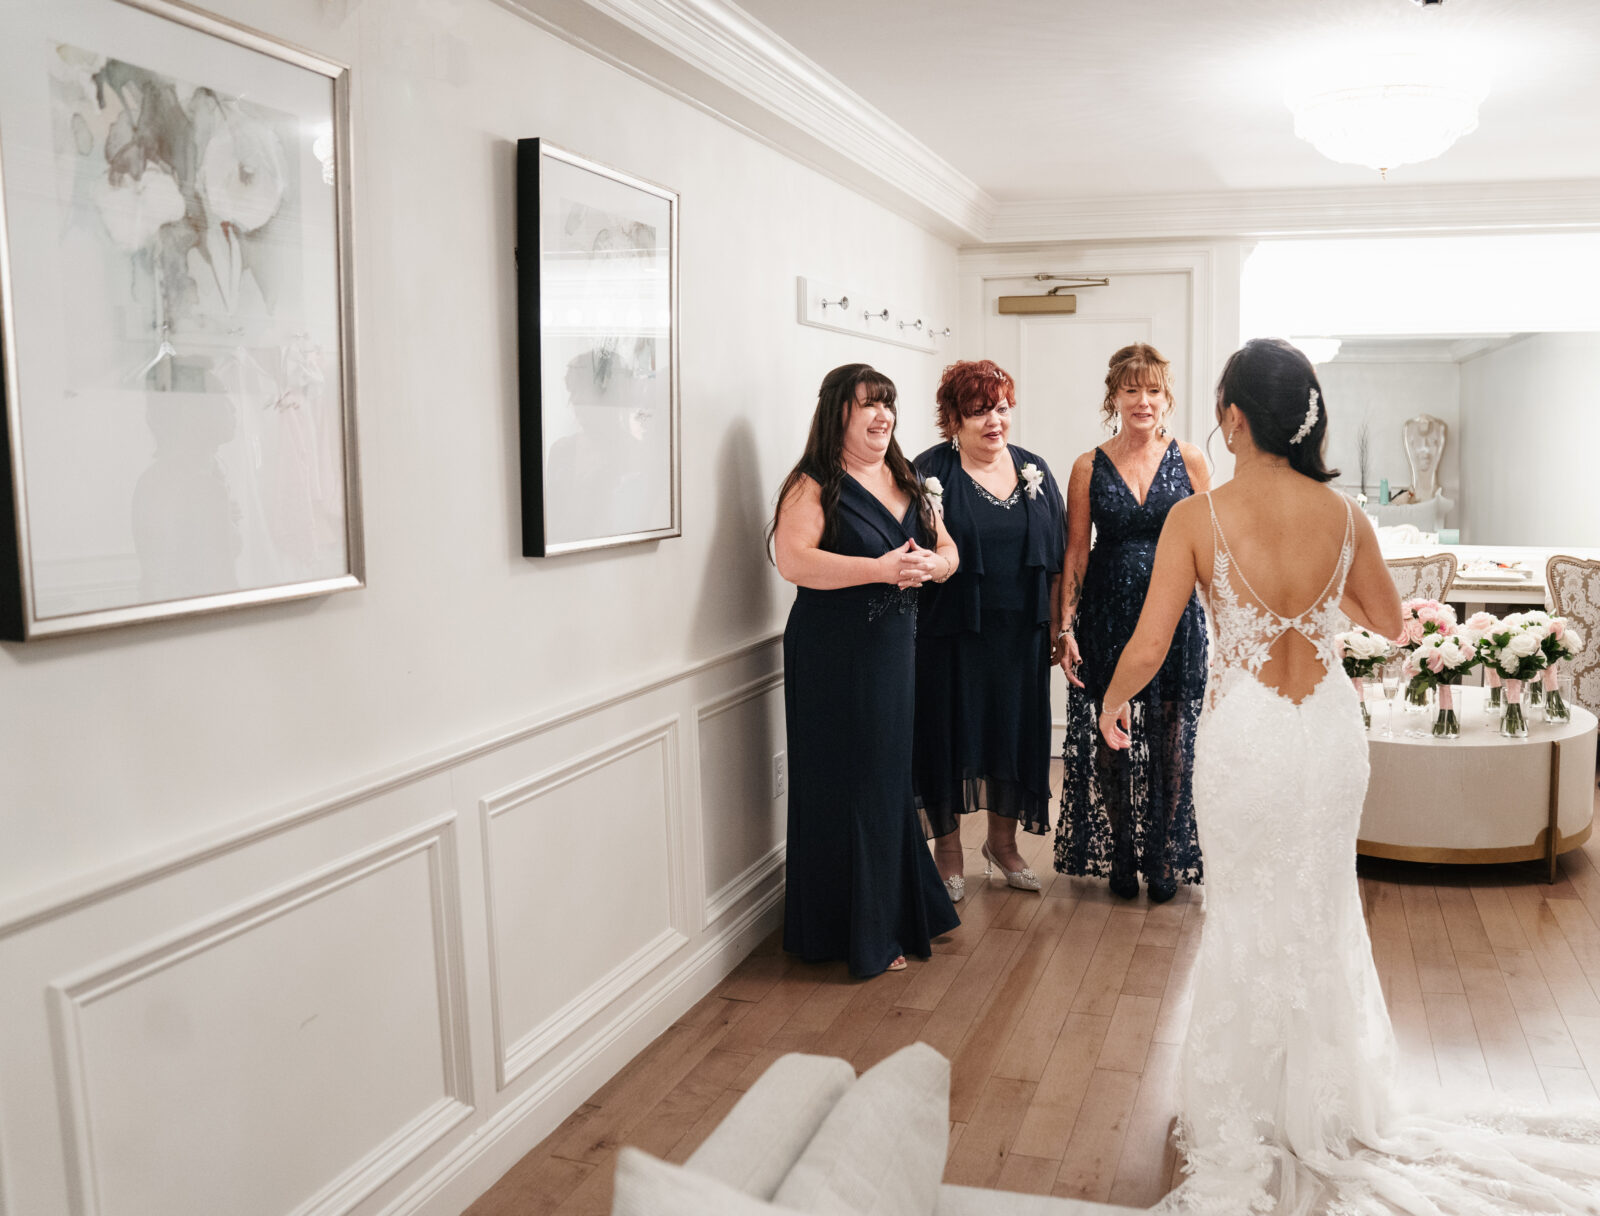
[{"xmin": 469, "ymin": 779, "xmax": 1600, "ymax": 1215}]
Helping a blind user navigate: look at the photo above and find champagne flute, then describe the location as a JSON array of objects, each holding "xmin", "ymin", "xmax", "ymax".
[{"xmin": 1380, "ymin": 660, "xmax": 1402, "ymax": 738}]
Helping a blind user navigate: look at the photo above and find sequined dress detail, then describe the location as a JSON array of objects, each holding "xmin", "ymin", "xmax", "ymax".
[
  {"xmin": 1056, "ymin": 441, "xmax": 1207, "ymax": 889},
  {"xmin": 1160, "ymin": 491, "xmax": 1600, "ymax": 1214}
]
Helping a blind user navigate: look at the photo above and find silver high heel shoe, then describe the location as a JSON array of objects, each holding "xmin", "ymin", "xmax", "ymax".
[
  {"xmin": 982, "ymin": 842, "xmax": 1041, "ymax": 892},
  {"xmin": 943, "ymin": 873, "xmax": 965, "ymax": 903}
]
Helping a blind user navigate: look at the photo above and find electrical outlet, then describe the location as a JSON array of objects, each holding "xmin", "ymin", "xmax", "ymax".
[{"xmin": 771, "ymin": 751, "xmax": 787, "ymax": 799}]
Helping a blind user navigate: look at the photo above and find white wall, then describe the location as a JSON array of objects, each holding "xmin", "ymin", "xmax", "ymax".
[
  {"xmin": 1458, "ymin": 333, "xmax": 1600, "ymax": 547},
  {"xmin": 0, "ymin": 2, "xmax": 959, "ymax": 1213},
  {"xmin": 1316, "ymin": 360, "xmax": 1461, "ymax": 524}
]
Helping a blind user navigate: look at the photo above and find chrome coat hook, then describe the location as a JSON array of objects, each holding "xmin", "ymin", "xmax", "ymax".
[
  {"xmin": 820, "ymin": 294, "xmax": 849, "ymax": 311},
  {"xmin": 930, "ymin": 326, "xmax": 951, "ymax": 338},
  {"xmin": 898, "ymin": 318, "xmax": 923, "ymax": 331},
  {"xmin": 863, "ymin": 307, "xmax": 889, "ymax": 322}
]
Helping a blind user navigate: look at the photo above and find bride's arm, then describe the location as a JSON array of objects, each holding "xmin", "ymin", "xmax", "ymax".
[
  {"xmin": 1339, "ymin": 511, "xmax": 1404, "ymax": 641},
  {"xmin": 1098, "ymin": 499, "xmax": 1203, "ymax": 749}
]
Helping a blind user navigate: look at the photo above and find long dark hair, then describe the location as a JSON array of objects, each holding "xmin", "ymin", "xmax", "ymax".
[
  {"xmin": 1215, "ymin": 338, "xmax": 1339, "ymax": 483},
  {"xmin": 767, "ymin": 363, "xmax": 931, "ymax": 556}
]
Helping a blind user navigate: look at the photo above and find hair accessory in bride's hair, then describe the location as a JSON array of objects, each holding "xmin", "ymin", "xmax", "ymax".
[{"xmin": 1289, "ymin": 388, "xmax": 1319, "ymax": 445}]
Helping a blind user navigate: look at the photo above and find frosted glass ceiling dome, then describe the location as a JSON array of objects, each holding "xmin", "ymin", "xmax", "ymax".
[{"xmin": 1286, "ymin": 50, "xmax": 1489, "ymax": 178}]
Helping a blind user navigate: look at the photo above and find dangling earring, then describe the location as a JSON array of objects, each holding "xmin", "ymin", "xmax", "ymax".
[
  {"xmin": 951, "ymin": 434, "xmax": 960, "ymax": 452},
  {"xmin": 1158, "ymin": 425, "xmax": 1169, "ymax": 438}
]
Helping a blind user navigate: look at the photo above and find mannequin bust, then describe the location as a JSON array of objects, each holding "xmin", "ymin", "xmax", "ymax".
[{"xmin": 1394, "ymin": 414, "xmax": 1447, "ymax": 504}]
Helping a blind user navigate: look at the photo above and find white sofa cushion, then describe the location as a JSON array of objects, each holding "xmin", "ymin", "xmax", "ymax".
[
  {"xmin": 772, "ymin": 1041, "xmax": 949, "ymax": 1216},
  {"xmin": 612, "ymin": 1146, "xmax": 804, "ymax": 1216},
  {"xmin": 685, "ymin": 1052, "xmax": 857, "ymax": 1199}
]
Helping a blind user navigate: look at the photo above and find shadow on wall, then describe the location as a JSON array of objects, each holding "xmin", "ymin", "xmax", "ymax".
[{"xmin": 690, "ymin": 417, "xmax": 774, "ymax": 653}]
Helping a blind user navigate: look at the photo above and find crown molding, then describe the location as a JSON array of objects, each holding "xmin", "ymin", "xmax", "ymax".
[
  {"xmin": 503, "ymin": 1, "xmax": 1600, "ymax": 250},
  {"xmin": 499, "ymin": 0, "xmax": 993, "ymax": 242},
  {"xmin": 984, "ymin": 179, "xmax": 1600, "ymax": 246}
]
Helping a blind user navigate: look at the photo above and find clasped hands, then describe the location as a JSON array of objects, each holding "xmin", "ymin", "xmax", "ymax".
[{"xmin": 879, "ymin": 538, "xmax": 943, "ymax": 589}]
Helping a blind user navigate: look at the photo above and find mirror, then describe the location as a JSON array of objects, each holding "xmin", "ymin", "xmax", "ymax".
[{"xmin": 1316, "ymin": 332, "xmax": 1600, "ymax": 548}]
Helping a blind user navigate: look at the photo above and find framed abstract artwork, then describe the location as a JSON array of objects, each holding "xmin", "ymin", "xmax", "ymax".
[
  {"xmin": 0, "ymin": 0, "xmax": 361, "ymax": 640},
  {"xmin": 516, "ymin": 139, "xmax": 679, "ymax": 557}
]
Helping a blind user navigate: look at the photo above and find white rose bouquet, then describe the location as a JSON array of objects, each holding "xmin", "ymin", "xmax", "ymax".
[
  {"xmin": 1402, "ymin": 634, "xmax": 1477, "ymax": 738},
  {"xmin": 1475, "ymin": 613, "xmax": 1551, "ymax": 736},
  {"xmin": 1336, "ymin": 627, "xmax": 1391, "ymax": 729},
  {"xmin": 1538, "ymin": 616, "xmax": 1585, "ymax": 723}
]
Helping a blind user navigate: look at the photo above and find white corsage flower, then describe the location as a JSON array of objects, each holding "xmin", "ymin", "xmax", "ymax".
[
  {"xmin": 1020, "ymin": 462, "xmax": 1045, "ymax": 500},
  {"xmin": 924, "ymin": 476, "xmax": 944, "ymax": 517}
]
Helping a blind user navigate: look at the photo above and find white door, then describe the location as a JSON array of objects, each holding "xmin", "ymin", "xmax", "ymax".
[{"xmin": 975, "ymin": 269, "xmax": 1197, "ymax": 743}]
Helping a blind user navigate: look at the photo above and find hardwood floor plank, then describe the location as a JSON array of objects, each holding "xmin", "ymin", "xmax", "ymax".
[
  {"xmin": 948, "ymin": 900, "xmax": 1077, "ymax": 1122},
  {"xmin": 716, "ymin": 947, "xmax": 793, "ymax": 1003},
  {"xmin": 993, "ymin": 899, "xmax": 1111, "ymax": 1081},
  {"xmin": 1470, "ymin": 886, "xmax": 1533, "ymax": 952},
  {"xmin": 1539, "ymin": 1064, "xmax": 1599, "ymax": 1104},
  {"xmin": 919, "ymin": 928, "xmax": 1024, "ymax": 1060},
  {"xmin": 810, "ymin": 966, "xmax": 913, "ymax": 1060},
  {"xmin": 1402, "ymin": 884, "xmax": 1465, "ymax": 996},
  {"xmin": 1108, "ymin": 1041, "xmax": 1181, "ymax": 1209},
  {"xmin": 1052, "ymin": 1068, "xmax": 1142, "ymax": 1203},
  {"xmin": 1434, "ymin": 885, "xmax": 1494, "ymax": 956},
  {"xmin": 1071, "ymin": 908, "xmax": 1147, "ymax": 1017},
  {"xmin": 944, "ymin": 1076, "xmax": 1037, "ymax": 1188},
  {"xmin": 463, "ymin": 1152, "xmax": 594, "ymax": 1216},
  {"xmin": 1120, "ymin": 944, "xmax": 1176, "ymax": 998},
  {"xmin": 1012, "ymin": 1012, "xmax": 1112, "ymax": 1160},
  {"xmin": 852, "ymin": 1006, "xmax": 933, "ymax": 1073},
  {"xmin": 995, "ymin": 1152, "xmax": 1064, "ymax": 1197},
  {"xmin": 1493, "ymin": 947, "xmax": 1585, "ymax": 1071},
  {"xmin": 663, "ymin": 1089, "xmax": 742, "ymax": 1165},
  {"xmin": 1096, "ymin": 993, "xmax": 1161, "ymax": 1074},
  {"xmin": 897, "ymin": 949, "xmax": 968, "ymax": 1012},
  {"xmin": 1421, "ymin": 991, "xmax": 1493, "ymax": 1098},
  {"xmin": 1505, "ymin": 887, "xmax": 1600, "ymax": 1019},
  {"xmin": 1455, "ymin": 950, "xmax": 1547, "ymax": 1101}
]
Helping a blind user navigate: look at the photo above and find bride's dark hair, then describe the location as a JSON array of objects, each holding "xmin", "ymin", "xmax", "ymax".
[{"xmin": 1215, "ymin": 338, "xmax": 1339, "ymax": 484}]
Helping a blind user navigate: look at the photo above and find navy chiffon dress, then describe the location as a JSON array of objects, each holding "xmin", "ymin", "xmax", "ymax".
[
  {"xmin": 1054, "ymin": 441, "xmax": 1207, "ymax": 893},
  {"xmin": 782, "ymin": 472, "xmax": 961, "ymax": 977},
  {"xmin": 911, "ymin": 444, "xmax": 1066, "ymax": 838}
]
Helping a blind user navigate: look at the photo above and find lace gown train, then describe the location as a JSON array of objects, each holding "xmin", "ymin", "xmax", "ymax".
[{"xmin": 1162, "ymin": 494, "xmax": 1600, "ymax": 1215}]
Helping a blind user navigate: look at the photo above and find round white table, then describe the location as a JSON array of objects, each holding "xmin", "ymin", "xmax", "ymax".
[{"xmin": 1358, "ymin": 684, "xmax": 1598, "ymax": 881}]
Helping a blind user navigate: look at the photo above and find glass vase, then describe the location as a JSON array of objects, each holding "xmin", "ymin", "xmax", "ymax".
[
  {"xmin": 1352, "ymin": 676, "xmax": 1370, "ymax": 730},
  {"xmin": 1431, "ymin": 682, "xmax": 1461, "ymax": 739},
  {"xmin": 1528, "ymin": 679, "xmax": 1544, "ymax": 710},
  {"xmin": 1543, "ymin": 667, "xmax": 1571, "ymax": 724},
  {"xmin": 1500, "ymin": 678, "xmax": 1528, "ymax": 739},
  {"xmin": 1403, "ymin": 674, "xmax": 1431, "ymax": 713},
  {"xmin": 1483, "ymin": 671, "xmax": 1504, "ymax": 719}
]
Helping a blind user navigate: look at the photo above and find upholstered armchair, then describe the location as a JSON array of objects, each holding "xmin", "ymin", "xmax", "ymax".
[
  {"xmin": 1385, "ymin": 553, "xmax": 1457, "ymax": 603},
  {"xmin": 1546, "ymin": 555, "xmax": 1600, "ymax": 719}
]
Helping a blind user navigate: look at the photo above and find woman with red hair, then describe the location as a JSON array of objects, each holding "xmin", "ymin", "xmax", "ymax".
[{"xmin": 912, "ymin": 360, "xmax": 1067, "ymax": 901}]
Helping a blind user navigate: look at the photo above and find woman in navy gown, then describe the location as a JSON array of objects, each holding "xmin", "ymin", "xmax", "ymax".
[
  {"xmin": 771, "ymin": 363, "xmax": 962, "ymax": 977},
  {"xmin": 912, "ymin": 360, "xmax": 1066, "ymax": 902},
  {"xmin": 1055, "ymin": 343, "xmax": 1209, "ymax": 902}
]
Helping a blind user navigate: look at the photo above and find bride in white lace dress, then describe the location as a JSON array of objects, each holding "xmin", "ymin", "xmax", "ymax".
[{"xmin": 1097, "ymin": 338, "xmax": 1600, "ymax": 1215}]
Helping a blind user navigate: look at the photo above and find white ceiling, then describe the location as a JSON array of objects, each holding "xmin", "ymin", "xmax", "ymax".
[{"xmin": 732, "ymin": 0, "xmax": 1600, "ymax": 201}]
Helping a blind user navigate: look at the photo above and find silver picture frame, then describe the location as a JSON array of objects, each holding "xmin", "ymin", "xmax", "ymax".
[
  {"xmin": 516, "ymin": 138, "xmax": 680, "ymax": 557},
  {"xmin": 0, "ymin": 0, "xmax": 362, "ymax": 640}
]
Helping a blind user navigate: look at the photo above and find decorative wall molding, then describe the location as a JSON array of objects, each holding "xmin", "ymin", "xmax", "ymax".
[
  {"xmin": 373, "ymin": 880, "xmax": 784, "ymax": 1216},
  {"xmin": 984, "ymin": 179, "xmax": 1600, "ymax": 245},
  {"xmin": 693, "ymin": 671, "xmax": 786, "ymax": 924},
  {"xmin": 47, "ymin": 816, "xmax": 473, "ymax": 1216},
  {"xmin": 0, "ymin": 631, "xmax": 781, "ymax": 940},
  {"xmin": 478, "ymin": 718, "xmax": 688, "ymax": 1091},
  {"xmin": 500, "ymin": 0, "xmax": 1600, "ymax": 248}
]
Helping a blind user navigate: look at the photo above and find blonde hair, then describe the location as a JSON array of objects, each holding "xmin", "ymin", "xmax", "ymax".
[{"xmin": 1101, "ymin": 343, "xmax": 1175, "ymax": 428}]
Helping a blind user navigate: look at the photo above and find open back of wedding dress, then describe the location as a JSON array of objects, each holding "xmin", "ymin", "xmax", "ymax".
[{"xmin": 1164, "ymin": 493, "xmax": 1600, "ymax": 1215}]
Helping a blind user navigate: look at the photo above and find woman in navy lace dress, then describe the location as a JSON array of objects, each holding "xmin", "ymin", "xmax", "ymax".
[
  {"xmin": 771, "ymin": 364, "xmax": 962, "ymax": 976},
  {"xmin": 1055, "ymin": 343, "xmax": 1209, "ymax": 902},
  {"xmin": 912, "ymin": 360, "xmax": 1066, "ymax": 903}
]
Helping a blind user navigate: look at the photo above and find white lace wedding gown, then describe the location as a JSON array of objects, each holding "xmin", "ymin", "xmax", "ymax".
[{"xmin": 1163, "ymin": 495, "xmax": 1600, "ymax": 1215}]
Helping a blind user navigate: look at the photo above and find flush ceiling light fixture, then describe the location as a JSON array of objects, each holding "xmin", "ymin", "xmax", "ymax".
[{"xmin": 1285, "ymin": 49, "xmax": 1489, "ymax": 178}]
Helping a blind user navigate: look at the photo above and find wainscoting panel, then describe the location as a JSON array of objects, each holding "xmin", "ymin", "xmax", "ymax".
[
  {"xmin": 47, "ymin": 818, "xmax": 471, "ymax": 1216},
  {"xmin": 480, "ymin": 719, "xmax": 686, "ymax": 1088},
  {"xmin": 696, "ymin": 674, "xmax": 786, "ymax": 923},
  {"xmin": 0, "ymin": 638, "xmax": 784, "ymax": 1216}
]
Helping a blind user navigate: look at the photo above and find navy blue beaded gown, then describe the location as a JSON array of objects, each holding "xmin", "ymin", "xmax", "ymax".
[
  {"xmin": 1055, "ymin": 441, "xmax": 1207, "ymax": 894},
  {"xmin": 783, "ymin": 474, "xmax": 961, "ymax": 978}
]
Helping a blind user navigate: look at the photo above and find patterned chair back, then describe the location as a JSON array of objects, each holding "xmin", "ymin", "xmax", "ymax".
[
  {"xmin": 1385, "ymin": 553, "xmax": 1457, "ymax": 604},
  {"xmin": 1546, "ymin": 555, "xmax": 1600, "ymax": 717}
]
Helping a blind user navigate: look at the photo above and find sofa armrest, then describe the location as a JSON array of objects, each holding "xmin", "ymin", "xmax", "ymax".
[
  {"xmin": 684, "ymin": 1052, "xmax": 855, "ymax": 1200},
  {"xmin": 935, "ymin": 1183, "xmax": 1148, "ymax": 1215}
]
